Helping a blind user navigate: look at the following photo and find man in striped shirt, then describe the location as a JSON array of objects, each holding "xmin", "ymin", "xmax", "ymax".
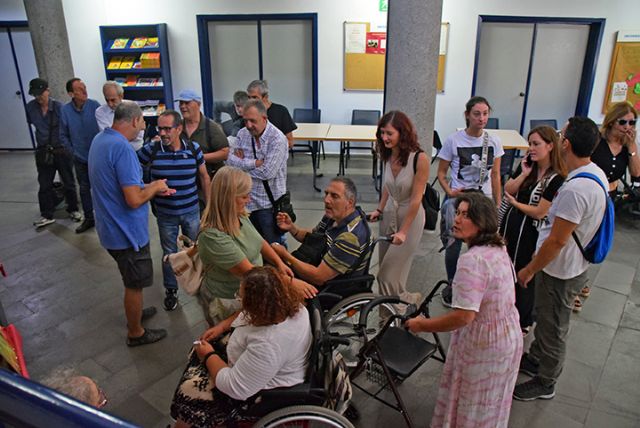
[{"xmin": 138, "ymin": 110, "xmax": 211, "ymax": 311}]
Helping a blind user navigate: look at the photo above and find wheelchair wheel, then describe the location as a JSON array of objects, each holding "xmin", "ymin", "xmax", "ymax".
[
  {"xmin": 325, "ymin": 292, "xmax": 400, "ymax": 367},
  {"xmin": 255, "ymin": 404, "xmax": 354, "ymax": 428}
]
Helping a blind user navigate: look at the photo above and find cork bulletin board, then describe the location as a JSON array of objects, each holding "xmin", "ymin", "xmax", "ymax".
[
  {"xmin": 343, "ymin": 21, "xmax": 449, "ymax": 92},
  {"xmin": 603, "ymin": 30, "xmax": 640, "ymax": 112}
]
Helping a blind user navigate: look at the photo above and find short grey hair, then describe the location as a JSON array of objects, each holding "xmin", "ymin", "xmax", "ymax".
[
  {"xmin": 113, "ymin": 100, "xmax": 142, "ymax": 123},
  {"xmin": 103, "ymin": 80, "xmax": 124, "ymax": 96},
  {"xmin": 41, "ymin": 368, "xmax": 99, "ymax": 406},
  {"xmin": 244, "ymin": 99, "xmax": 267, "ymax": 116},
  {"xmin": 330, "ymin": 177, "xmax": 358, "ymax": 204},
  {"xmin": 233, "ymin": 90, "xmax": 249, "ymax": 106},
  {"xmin": 247, "ymin": 79, "xmax": 269, "ymax": 97}
]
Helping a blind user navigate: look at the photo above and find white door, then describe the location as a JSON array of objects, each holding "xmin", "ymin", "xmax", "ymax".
[
  {"xmin": 0, "ymin": 28, "xmax": 37, "ymax": 149},
  {"xmin": 524, "ymin": 24, "xmax": 589, "ymax": 135},
  {"xmin": 475, "ymin": 23, "xmax": 534, "ymax": 132},
  {"xmin": 206, "ymin": 19, "xmax": 313, "ymax": 113},
  {"xmin": 475, "ymin": 21, "xmax": 592, "ymax": 135}
]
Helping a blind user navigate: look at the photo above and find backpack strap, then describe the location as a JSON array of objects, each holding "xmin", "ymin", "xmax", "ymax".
[{"xmin": 568, "ymin": 172, "xmax": 609, "ymax": 259}]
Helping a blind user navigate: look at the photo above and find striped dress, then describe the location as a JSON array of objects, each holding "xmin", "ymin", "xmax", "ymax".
[{"xmin": 431, "ymin": 245, "xmax": 522, "ymax": 428}]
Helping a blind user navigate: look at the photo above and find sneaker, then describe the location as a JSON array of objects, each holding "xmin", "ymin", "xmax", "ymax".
[
  {"xmin": 163, "ymin": 290, "xmax": 178, "ymax": 311},
  {"xmin": 519, "ymin": 353, "xmax": 539, "ymax": 377},
  {"xmin": 580, "ymin": 285, "xmax": 591, "ymax": 298},
  {"xmin": 126, "ymin": 328, "xmax": 167, "ymax": 347},
  {"xmin": 68, "ymin": 211, "xmax": 83, "ymax": 222},
  {"xmin": 34, "ymin": 217, "xmax": 55, "ymax": 228},
  {"xmin": 75, "ymin": 219, "xmax": 95, "ymax": 234},
  {"xmin": 141, "ymin": 306, "xmax": 157, "ymax": 322},
  {"xmin": 513, "ymin": 377, "xmax": 556, "ymax": 401},
  {"xmin": 441, "ymin": 283, "xmax": 453, "ymax": 308}
]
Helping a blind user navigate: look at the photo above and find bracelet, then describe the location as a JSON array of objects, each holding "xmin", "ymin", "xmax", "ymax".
[
  {"xmin": 375, "ymin": 208, "xmax": 383, "ymax": 214},
  {"xmin": 202, "ymin": 351, "xmax": 216, "ymax": 365}
]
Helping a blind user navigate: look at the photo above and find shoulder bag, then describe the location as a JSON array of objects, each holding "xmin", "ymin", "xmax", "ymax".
[
  {"xmin": 163, "ymin": 234, "xmax": 203, "ymax": 295},
  {"xmin": 414, "ymin": 150, "xmax": 440, "ymax": 231}
]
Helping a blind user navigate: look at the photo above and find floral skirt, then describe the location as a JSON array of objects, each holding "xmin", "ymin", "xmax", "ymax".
[{"xmin": 170, "ymin": 339, "xmax": 256, "ymax": 427}]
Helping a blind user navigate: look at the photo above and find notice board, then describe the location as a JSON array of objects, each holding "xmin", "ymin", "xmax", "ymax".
[
  {"xmin": 343, "ymin": 22, "xmax": 449, "ymax": 92},
  {"xmin": 603, "ymin": 30, "xmax": 640, "ymax": 112}
]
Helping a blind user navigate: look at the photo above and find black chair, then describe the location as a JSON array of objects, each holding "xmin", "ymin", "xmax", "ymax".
[
  {"xmin": 530, "ymin": 119, "xmax": 558, "ymax": 130},
  {"xmin": 486, "ymin": 117, "xmax": 499, "ymax": 129},
  {"xmin": 346, "ymin": 281, "xmax": 448, "ymax": 427},
  {"xmin": 292, "ymin": 108, "xmax": 323, "ymax": 192},
  {"xmin": 340, "ymin": 109, "xmax": 381, "ymax": 178}
]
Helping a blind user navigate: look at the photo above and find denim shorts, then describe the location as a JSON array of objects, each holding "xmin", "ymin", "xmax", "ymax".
[{"xmin": 108, "ymin": 244, "xmax": 153, "ymax": 289}]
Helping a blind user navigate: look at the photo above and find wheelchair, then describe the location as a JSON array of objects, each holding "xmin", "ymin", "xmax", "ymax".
[
  {"xmin": 316, "ymin": 236, "xmax": 407, "ymax": 367},
  {"xmin": 344, "ymin": 280, "xmax": 448, "ymax": 428},
  {"xmin": 218, "ymin": 297, "xmax": 355, "ymax": 428}
]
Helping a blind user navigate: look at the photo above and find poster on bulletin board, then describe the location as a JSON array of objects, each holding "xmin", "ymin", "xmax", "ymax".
[
  {"xmin": 603, "ymin": 30, "xmax": 640, "ymax": 113},
  {"xmin": 343, "ymin": 21, "xmax": 449, "ymax": 92}
]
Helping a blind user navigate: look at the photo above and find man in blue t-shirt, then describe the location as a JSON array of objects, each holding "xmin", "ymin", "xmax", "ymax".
[
  {"xmin": 138, "ymin": 110, "xmax": 211, "ymax": 311},
  {"xmin": 89, "ymin": 101, "xmax": 175, "ymax": 347},
  {"xmin": 60, "ymin": 77, "xmax": 100, "ymax": 234}
]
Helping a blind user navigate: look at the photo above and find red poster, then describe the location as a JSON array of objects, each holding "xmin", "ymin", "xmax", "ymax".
[{"xmin": 366, "ymin": 32, "xmax": 386, "ymax": 54}]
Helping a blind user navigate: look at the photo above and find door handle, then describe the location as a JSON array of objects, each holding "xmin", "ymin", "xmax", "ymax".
[
  {"xmin": 519, "ymin": 92, "xmax": 525, "ymax": 97},
  {"xmin": 16, "ymin": 90, "xmax": 22, "ymax": 96}
]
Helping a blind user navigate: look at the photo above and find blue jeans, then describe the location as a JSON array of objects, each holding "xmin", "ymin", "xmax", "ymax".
[
  {"xmin": 249, "ymin": 208, "xmax": 284, "ymax": 245},
  {"xmin": 157, "ymin": 209, "xmax": 200, "ymax": 291},
  {"xmin": 440, "ymin": 197, "xmax": 462, "ymax": 282},
  {"xmin": 74, "ymin": 159, "xmax": 93, "ymax": 221}
]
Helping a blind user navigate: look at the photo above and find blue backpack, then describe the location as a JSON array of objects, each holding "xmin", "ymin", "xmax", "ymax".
[{"xmin": 569, "ymin": 172, "xmax": 614, "ymax": 264}]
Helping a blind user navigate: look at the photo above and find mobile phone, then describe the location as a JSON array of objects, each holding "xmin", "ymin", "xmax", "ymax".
[
  {"xmin": 365, "ymin": 213, "xmax": 382, "ymax": 221},
  {"xmin": 524, "ymin": 153, "xmax": 532, "ymax": 166}
]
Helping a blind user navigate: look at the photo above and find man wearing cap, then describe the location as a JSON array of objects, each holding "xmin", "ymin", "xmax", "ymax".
[
  {"xmin": 25, "ymin": 78, "xmax": 82, "ymax": 228},
  {"xmin": 95, "ymin": 81, "xmax": 144, "ymax": 151},
  {"xmin": 176, "ymin": 89, "xmax": 228, "ymax": 177},
  {"xmin": 60, "ymin": 77, "xmax": 101, "ymax": 233},
  {"xmin": 247, "ymin": 80, "xmax": 297, "ymax": 148}
]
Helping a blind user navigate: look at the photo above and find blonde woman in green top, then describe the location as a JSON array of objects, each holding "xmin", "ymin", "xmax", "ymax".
[{"xmin": 197, "ymin": 166, "xmax": 317, "ymax": 325}]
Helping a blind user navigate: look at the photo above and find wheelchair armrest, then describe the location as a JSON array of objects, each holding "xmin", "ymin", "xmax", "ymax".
[
  {"xmin": 322, "ymin": 274, "xmax": 375, "ymax": 297},
  {"xmin": 245, "ymin": 383, "xmax": 325, "ymax": 417},
  {"xmin": 357, "ymin": 295, "xmax": 405, "ymax": 328}
]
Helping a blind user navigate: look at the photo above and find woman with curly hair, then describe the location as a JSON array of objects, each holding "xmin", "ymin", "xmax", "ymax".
[
  {"xmin": 171, "ymin": 266, "xmax": 312, "ymax": 428},
  {"xmin": 406, "ymin": 192, "xmax": 522, "ymax": 428},
  {"xmin": 367, "ymin": 111, "xmax": 429, "ymax": 306}
]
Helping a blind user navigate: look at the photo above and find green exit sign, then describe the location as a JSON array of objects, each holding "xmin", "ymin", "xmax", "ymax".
[{"xmin": 379, "ymin": 0, "xmax": 388, "ymax": 12}]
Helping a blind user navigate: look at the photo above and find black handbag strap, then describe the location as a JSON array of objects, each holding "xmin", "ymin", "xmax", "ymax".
[
  {"xmin": 250, "ymin": 137, "xmax": 277, "ymax": 207},
  {"xmin": 413, "ymin": 149, "xmax": 438, "ymax": 187}
]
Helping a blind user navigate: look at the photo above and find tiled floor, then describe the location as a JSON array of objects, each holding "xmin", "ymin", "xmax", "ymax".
[{"xmin": 1, "ymin": 151, "xmax": 639, "ymax": 427}]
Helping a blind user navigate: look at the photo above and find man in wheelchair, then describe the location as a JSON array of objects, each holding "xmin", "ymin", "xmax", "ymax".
[{"xmin": 271, "ymin": 177, "xmax": 372, "ymax": 298}]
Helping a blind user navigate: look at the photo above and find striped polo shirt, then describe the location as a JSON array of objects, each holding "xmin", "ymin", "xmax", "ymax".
[
  {"xmin": 138, "ymin": 139, "xmax": 204, "ymax": 216},
  {"xmin": 314, "ymin": 207, "xmax": 372, "ymax": 277}
]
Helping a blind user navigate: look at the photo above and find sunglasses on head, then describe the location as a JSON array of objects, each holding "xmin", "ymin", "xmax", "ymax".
[{"xmin": 617, "ymin": 119, "xmax": 637, "ymax": 126}]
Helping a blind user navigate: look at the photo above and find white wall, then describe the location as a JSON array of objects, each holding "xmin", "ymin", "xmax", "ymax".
[{"xmin": 2, "ymin": 0, "xmax": 637, "ymax": 142}]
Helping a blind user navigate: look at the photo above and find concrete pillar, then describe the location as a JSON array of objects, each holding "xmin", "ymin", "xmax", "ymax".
[
  {"xmin": 23, "ymin": 0, "xmax": 74, "ymax": 102},
  {"xmin": 384, "ymin": 0, "xmax": 443, "ymax": 153}
]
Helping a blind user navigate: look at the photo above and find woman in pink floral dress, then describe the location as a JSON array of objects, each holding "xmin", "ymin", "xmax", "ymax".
[{"xmin": 406, "ymin": 192, "xmax": 522, "ymax": 428}]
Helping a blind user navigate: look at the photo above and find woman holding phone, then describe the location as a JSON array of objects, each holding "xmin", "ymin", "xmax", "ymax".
[{"xmin": 499, "ymin": 125, "xmax": 566, "ymax": 332}]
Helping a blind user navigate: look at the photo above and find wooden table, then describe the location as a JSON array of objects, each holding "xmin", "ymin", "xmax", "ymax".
[
  {"xmin": 325, "ymin": 125, "xmax": 378, "ymax": 176},
  {"xmin": 485, "ymin": 129, "xmax": 529, "ymax": 150},
  {"xmin": 293, "ymin": 123, "xmax": 332, "ymax": 191}
]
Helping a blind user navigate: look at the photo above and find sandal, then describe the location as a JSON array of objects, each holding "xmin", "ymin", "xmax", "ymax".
[
  {"xmin": 580, "ymin": 286, "xmax": 591, "ymax": 298},
  {"xmin": 573, "ymin": 297, "xmax": 583, "ymax": 313}
]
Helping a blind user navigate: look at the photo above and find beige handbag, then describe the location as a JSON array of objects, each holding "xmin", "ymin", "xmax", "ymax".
[{"xmin": 163, "ymin": 235, "xmax": 203, "ymax": 296}]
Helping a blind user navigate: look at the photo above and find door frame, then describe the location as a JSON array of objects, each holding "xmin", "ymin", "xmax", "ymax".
[
  {"xmin": 0, "ymin": 20, "xmax": 35, "ymax": 150},
  {"xmin": 196, "ymin": 13, "xmax": 318, "ymax": 118},
  {"xmin": 471, "ymin": 15, "xmax": 605, "ymax": 133}
]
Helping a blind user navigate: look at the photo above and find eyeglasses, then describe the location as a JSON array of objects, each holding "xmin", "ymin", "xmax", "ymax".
[
  {"xmin": 156, "ymin": 125, "xmax": 177, "ymax": 133},
  {"xmin": 96, "ymin": 387, "xmax": 108, "ymax": 409},
  {"xmin": 617, "ymin": 119, "xmax": 637, "ymax": 126}
]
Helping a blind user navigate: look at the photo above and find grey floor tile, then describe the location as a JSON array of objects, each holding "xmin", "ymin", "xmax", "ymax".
[
  {"xmin": 566, "ymin": 319, "xmax": 616, "ymax": 369},
  {"xmin": 577, "ymin": 286, "xmax": 627, "ymax": 329},
  {"xmin": 593, "ymin": 261, "xmax": 635, "ymax": 296},
  {"xmin": 584, "ymin": 409, "xmax": 640, "ymax": 428}
]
